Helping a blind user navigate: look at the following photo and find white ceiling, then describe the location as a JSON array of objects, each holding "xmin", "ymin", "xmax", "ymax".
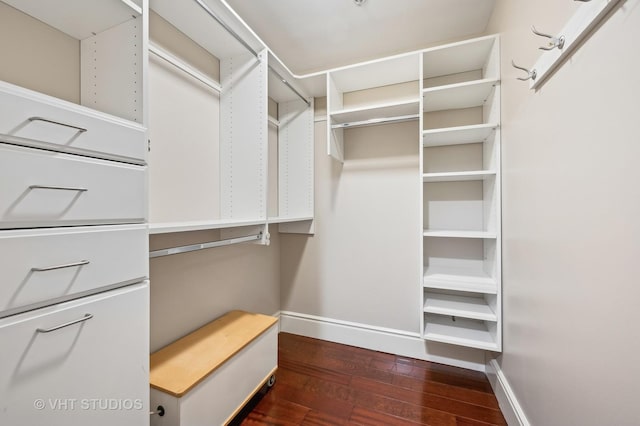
[{"xmin": 224, "ymin": 0, "xmax": 496, "ymax": 75}]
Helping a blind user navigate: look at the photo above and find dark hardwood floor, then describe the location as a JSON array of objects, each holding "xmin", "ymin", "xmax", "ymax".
[{"xmin": 234, "ymin": 332, "xmax": 506, "ymax": 425}]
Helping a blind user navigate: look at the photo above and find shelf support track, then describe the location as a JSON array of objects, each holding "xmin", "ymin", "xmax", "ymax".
[
  {"xmin": 193, "ymin": 0, "xmax": 260, "ymax": 59},
  {"xmin": 149, "ymin": 232, "xmax": 263, "ymax": 258}
]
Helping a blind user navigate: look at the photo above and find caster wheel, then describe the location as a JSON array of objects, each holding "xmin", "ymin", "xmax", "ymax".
[{"xmin": 266, "ymin": 374, "xmax": 276, "ymax": 388}]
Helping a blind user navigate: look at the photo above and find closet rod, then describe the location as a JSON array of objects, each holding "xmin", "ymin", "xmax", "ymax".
[
  {"xmin": 149, "ymin": 233, "xmax": 262, "ymax": 258},
  {"xmin": 194, "ymin": 0, "xmax": 260, "ymax": 59},
  {"xmin": 268, "ymin": 67, "xmax": 311, "ymax": 107},
  {"xmin": 149, "ymin": 43, "xmax": 222, "ymax": 93},
  {"xmin": 331, "ymin": 114, "xmax": 420, "ymax": 129}
]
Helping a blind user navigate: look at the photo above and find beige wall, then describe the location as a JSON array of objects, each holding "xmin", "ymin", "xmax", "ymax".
[
  {"xmin": 149, "ymin": 230, "xmax": 280, "ymax": 352},
  {"xmin": 487, "ymin": 1, "xmax": 640, "ymax": 424},
  {"xmin": 0, "ymin": 2, "xmax": 79, "ymax": 103}
]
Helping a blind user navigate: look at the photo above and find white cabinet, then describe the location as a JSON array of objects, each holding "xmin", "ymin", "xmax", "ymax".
[
  {"xmin": 0, "ymin": 144, "xmax": 146, "ymax": 229},
  {"xmin": 0, "ymin": 81, "xmax": 146, "ymax": 164},
  {"xmin": 0, "ymin": 283, "xmax": 149, "ymax": 426},
  {"xmin": 420, "ymin": 35, "xmax": 502, "ymax": 351},
  {"xmin": 0, "ymin": 225, "xmax": 148, "ymax": 317}
]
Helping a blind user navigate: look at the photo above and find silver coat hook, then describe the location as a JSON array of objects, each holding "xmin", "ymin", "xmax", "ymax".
[
  {"xmin": 531, "ymin": 26, "xmax": 565, "ymax": 50},
  {"xmin": 511, "ymin": 60, "xmax": 537, "ymax": 81}
]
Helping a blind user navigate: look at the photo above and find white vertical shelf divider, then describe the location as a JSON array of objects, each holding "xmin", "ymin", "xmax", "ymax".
[
  {"xmin": 278, "ymin": 97, "xmax": 315, "ymax": 234},
  {"xmin": 326, "ymin": 73, "xmax": 344, "ymax": 162},
  {"xmin": 220, "ymin": 50, "xmax": 268, "ymax": 222}
]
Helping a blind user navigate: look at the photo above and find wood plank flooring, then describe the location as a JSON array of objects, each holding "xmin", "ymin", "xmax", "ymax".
[{"xmin": 233, "ymin": 333, "xmax": 506, "ymax": 425}]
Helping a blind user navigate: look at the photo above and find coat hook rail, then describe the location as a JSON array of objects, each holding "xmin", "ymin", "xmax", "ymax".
[
  {"xmin": 531, "ymin": 26, "xmax": 565, "ymax": 51},
  {"xmin": 511, "ymin": 60, "xmax": 537, "ymax": 81},
  {"xmin": 150, "ymin": 233, "xmax": 262, "ymax": 258}
]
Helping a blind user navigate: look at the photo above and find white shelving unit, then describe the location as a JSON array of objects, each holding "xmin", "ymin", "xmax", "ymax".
[
  {"xmin": 420, "ymin": 35, "xmax": 502, "ymax": 352},
  {"xmin": 267, "ymin": 53, "xmax": 315, "ymax": 234},
  {"xmin": 148, "ymin": 1, "xmax": 314, "ymax": 237},
  {"xmin": 326, "ymin": 53, "xmax": 420, "ymax": 162}
]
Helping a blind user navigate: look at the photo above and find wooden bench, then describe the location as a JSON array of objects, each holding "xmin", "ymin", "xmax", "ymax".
[{"xmin": 149, "ymin": 311, "xmax": 278, "ymax": 425}]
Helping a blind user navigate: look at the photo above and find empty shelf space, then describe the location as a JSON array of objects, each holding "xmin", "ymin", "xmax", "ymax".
[
  {"xmin": 330, "ymin": 99, "xmax": 420, "ymax": 126},
  {"xmin": 423, "ymin": 79, "xmax": 499, "ymax": 112},
  {"xmin": 423, "ymin": 293, "xmax": 496, "ymax": 321},
  {"xmin": 423, "ymin": 230, "xmax": 497, "ymax": 239},
  {"xmin": 4, "ymin": 0, "xmax": 141, "ymax": 40},
  {"xmin": 422, "ymin": 170, "xmax": 496, "ymax": 182},
  {"xmin": 149, "ymin": 218, "xmax": 266, "ymax": 234},
  {"xmin": 423, "ymin": 123, "xmax": 499, "ymax": 147},
  {"xmin": 424, "ymin": 315, "xmax": 498, "ymax": 351},
  {"xmin": 424, "ymin": 266, "xmax": 497, "ymax": 294}
]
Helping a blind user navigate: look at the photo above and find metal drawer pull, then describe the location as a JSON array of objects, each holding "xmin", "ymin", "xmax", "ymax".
[
  {"xmin": 28, "ymin": 117, "xmax": 87, "ymax": 133},
  {"xmin": 31, "ymin": 260, "xmax": 90, "ymax": 272},
  {"xmin": 29, "ymin": 185, "xmax": 88, "ymax": 193},
  {"xmin": 36, "ymin": 314, "xmax": 93, "ymax": 333}
]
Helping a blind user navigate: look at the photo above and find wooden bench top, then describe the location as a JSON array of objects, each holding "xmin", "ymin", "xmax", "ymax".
[{"xmin": 150, "ymin": 310, "xmax": 278, "ymax": 397}]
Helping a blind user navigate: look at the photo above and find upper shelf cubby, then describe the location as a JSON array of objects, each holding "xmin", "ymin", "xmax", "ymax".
[
  {"xmin": 422, "ymin": 35, "xmax": 499, "ymax": 81},
  {"xmin": 3, "ymin": 0, "xmax": 142, "ymax": 40},
  {"xmin": 0, "ymin": 0, "xmax": 145, "ymax": 124}
]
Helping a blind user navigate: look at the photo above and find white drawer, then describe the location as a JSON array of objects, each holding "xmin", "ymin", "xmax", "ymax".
[
  {"xmin": 0, "ymin": 81, "xmax": 146, "ymax": 164},
  {"xmin": 0, "ymin": 283, "xmax": 149, "ymax": 426},
  {"xmin": 0, "ymin": 224, "xmax": 148, "ymax": 318},
  {"xmin": 0, "ymin": 143, "xmax": 145, "ymax": 228}
]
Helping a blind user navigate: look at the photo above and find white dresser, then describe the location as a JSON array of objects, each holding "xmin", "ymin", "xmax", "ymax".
[{"xmin": 0, "ymin": 1, "xmax": 150, "ymax": 424}]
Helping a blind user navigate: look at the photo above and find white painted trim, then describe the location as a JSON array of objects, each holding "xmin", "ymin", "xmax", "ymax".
[
  {"xmin": 279, "ymin": 311, "xmax": 487, "ymax": 372},
  {"xmin": 486, "ymin": 358, "xmax": 530, "ymax": 426}
]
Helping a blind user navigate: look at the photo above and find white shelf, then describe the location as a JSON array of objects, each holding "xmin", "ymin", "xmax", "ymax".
[
  {"xmin": 424, "ymin": 266, "xmax": 497, "ymax": 294},
  {"xmin": 423, "ymin": 123, "xmax": 498, "ymax": 147},
  {"xmin": 422, "ymin": 170, "xmax": 496, "ymax": 182},
  {"xmin": 423, "ymin": 230, "xmax": 496, "ymax": 239},
  {"xmin": 423, "ymin": 293, "xmax": 496, "ymax": 321},
  {"xmin": 424, "ymin": 315, "xmax": 498, "ymax": 351},
  {"xmin": 330, "ymin": 99, "xmax": 420, "ymax": 125},
  {"xmin": 422, "ymin": 35, "xmax": 497, "ymax": 79},
  {"xmin": 268, "ymin": 216, "xmax": 313, "ymax": 224},
  {"xmin": 423, "ymin": 78, "xmax": 499, "ymax": 112},
  {"xmin": 4, "ymin": 0, "xmax": 141, "ymax": 40},
  {"xmin": 268, "ymin": 116, "xmax": 280, "ymax": 128},
  {"xmin": 149, "ymin": 218, "xmax": 266, "ymax": 235}
]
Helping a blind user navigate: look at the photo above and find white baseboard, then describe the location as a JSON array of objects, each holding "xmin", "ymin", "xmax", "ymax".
[
  {"xmin": 278, "ymin": 310, "xmax": 486, "ymax": 372},
  {"xmin": 486, "ymin": 358, "xmax": 530, "ymax": 426}
]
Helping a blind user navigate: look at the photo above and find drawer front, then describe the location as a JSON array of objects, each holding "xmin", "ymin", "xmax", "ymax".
[
  {"xmin": 0, "ymin": 225, "xmax": 148, "ymax": 317},
  {"xmin": 0, "ymin": 283, "xmax": 149, "ymax": 426},
  {"xmin": 0, "ymin": 144, "xmax": 145, "ymax": 228},
  {"xmin": 0, "ymin": 81, "xmax": 146, "ymax": 163}
]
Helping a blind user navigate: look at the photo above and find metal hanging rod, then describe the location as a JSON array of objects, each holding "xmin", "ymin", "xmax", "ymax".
[
  {"xmin": 268, "ymin": 67, "xmax": 311, "ymax": 107},
  {"xmin": 149, "ymin": 233, "xmax": 262, "ymax": 258},
  {"xmin": 193, "ymin": 0, "xmax": 260, "ymax": 59},
  {"xmin": 331, "ymin": 114, "xmax": 419, "ymax": 129},
  {"xmin": 149, "ymin": 43, "xmax": 222, "ymax": 93}
]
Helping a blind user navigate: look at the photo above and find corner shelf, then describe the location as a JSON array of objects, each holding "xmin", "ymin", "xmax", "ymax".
[
  {"xmin": 422, "ymin": 170, "xmax": 496, "ymax": 182},
  {"xmin": 423, "ymin": 78, "xmax": 499, "ymax": 112},
  {"xmin": 424, "ymin": 315, "xmax": 498, "ymax": 351},
  {"xmin": 423, "ymin": 293, "xmax": 496, "ymax": 321},
  {"xmin": 423, "ymin": 123, "xmax": 498, "ymax": 147},
  {"xmin": 423, "ymin": 230, "xmax": 497, "ymax": 239},
  {"xmin": 424, "ymin": 266, "xmax": 497, "ymax": 294},
  {"xmin": 267, "ymin": 216, "xmax": 313, "ymax": 224}
]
